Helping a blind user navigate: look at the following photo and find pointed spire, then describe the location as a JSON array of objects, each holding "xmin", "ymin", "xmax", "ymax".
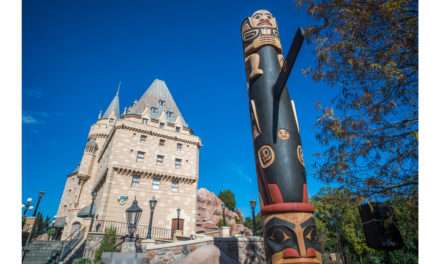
[
  {"xmin": 102, "ymin": 84, "xmax": 121, "ymax": 119},
  {"xmin": 127, "ymin": 79, "xmax": 188, "ymax": 127},
  {"xmin": 116, "ymin": 81, "xmax": 121, "ymax": 96}
]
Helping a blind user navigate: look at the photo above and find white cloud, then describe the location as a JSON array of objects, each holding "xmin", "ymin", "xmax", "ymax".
[
  {"xmin": 22, "ymin": 114, "xmax": 39, "ymax": 124},
  {"xmin": 232, "ymin": 163, "xmax": 253, "ymax": 183}
]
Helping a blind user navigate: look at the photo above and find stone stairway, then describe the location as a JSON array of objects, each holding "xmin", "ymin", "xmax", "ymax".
[{"xmin": 23, "ymin": 240, "xmax": 62, "ymax": 264}]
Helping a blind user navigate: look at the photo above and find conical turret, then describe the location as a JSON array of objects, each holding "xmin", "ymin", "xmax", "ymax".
[{"xmin": 102, "ymin": 84, "xmax": 120, "ymax": 119}]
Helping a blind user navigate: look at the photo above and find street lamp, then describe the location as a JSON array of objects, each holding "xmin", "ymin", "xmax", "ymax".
[
  {"xmin": 146, "ymin": 196, "xmax": 158, "ymax": 239},
  {"xmin": 176, "ymin": 208, "xmax": 181, "ymax": 231},
  {"xmin": 88, "ymin": 191, "xmax": 97, "ymax": 232},
  {"xmin": 126, "ymin": 198, "xmax": 143, "ymax": 241},
  {"xmin": 250, "ymin": 200, "xmax": 257, "ymax": 235},
  {"xmin": 221, "ymin": 202, "xmax": 226, "ymax": 226},
  {"xmin": 32, "ymin": 192, "xmax": 45, "ymax": 217},
  {"xmin": 24, "ymin": 191, "xmax": 45, "ymax": 249},
  {"xmin": 22, "ymin": 197, "xmax": 33, "ymax": 216}
]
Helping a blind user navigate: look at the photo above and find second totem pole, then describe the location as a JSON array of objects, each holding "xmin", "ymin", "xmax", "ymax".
[{"xmin": 241, "ymin": 10, "xmax": 322, "ymax": 264}]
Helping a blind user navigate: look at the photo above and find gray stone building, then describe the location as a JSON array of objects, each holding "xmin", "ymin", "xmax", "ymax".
[{"xmin": 55, "ymin": 79, "xmax": 202, "ymax": 240}]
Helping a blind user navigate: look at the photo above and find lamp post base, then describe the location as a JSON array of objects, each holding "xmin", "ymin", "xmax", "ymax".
[{"xmin": 121, "ymin": 241, "xmax": 136, "ymax": 253}]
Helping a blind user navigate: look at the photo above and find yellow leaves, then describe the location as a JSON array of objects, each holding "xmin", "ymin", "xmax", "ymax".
[
  {"xmin": 411, "ymin": 131, "xmax": 418, "ymax": 140},
  {"xmin": 370, "ymin": 63, "xmax": 382, "ymax": 71},
  {"xmin": 365, "ymin": 177, "xmax": 383, "ymax": 186}
]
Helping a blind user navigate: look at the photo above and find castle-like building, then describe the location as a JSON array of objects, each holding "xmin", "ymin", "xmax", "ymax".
[{"xmin": 55, "ymin": 79, "xmax": 202, "ymax": 239}]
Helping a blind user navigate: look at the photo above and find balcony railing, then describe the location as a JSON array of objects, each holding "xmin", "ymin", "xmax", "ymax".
[{"xmin": 92, "ymin": 220, "xmax": 172, "ymax": 240}]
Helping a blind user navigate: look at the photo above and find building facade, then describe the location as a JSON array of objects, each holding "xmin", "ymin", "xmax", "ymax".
[{"xmin": 55, "ymin": 79, "xmax": 202, "ymax": 240}]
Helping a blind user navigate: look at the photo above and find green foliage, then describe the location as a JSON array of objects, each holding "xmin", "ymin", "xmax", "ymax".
[
  {"xmin": 312, "ymin": 187, "xmax": 418, "ymax": 263},
  {"xmin": 296, "ymin": 0, "xmax": 418, "ymax": 200},
  {"xmin": 73, "ymin": 259, "xmax": 94, "ymax": 264},
  {"xmin": 33, "ymin": 213, "xmax": 50, "ymax": 238},
  {"xmin": 94, "ymin": 227, "xmax": 118, "ymax": 263},
  {"xmin": 217, "ymin": 218, "xmax": 227, "ymax": 227},
  {"xmin": 243, "ymin": 214, "xmax": 263, "ymax": 236},
  {"xmin": 218, "ymin": 190, "xmax": 236, "ymax": 211}
]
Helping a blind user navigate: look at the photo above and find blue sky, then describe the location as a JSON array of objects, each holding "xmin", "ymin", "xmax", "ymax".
[{"xmin": 23, "ymin": 0, "xmax": 337, "ymax": 219}]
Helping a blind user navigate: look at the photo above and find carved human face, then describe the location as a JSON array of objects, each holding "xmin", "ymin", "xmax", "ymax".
[
  {"xmin": 264, "ymin": 213, "xmax": 322, "ymax": 264},
  {"xmin": 250, "ymin": 10, "xmax": 278, "ymax": 29}
]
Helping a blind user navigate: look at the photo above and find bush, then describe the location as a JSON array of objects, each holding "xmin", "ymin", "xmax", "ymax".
[{"xmin": 94, "ymin": 227, "xmax": 118, "ymax": 263}]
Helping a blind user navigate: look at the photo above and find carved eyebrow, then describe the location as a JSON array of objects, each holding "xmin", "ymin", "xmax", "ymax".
[
  {"xmin": 266, "ymin": 217, "xmax": 296, "ymax": 229},
  {"xmin": 300, "ymin": 217, "xmax": 316, "ymax": 228}
]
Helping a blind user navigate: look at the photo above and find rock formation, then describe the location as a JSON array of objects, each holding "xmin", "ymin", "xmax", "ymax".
[{"xmin": 196, "ymin": 188, "xmax": 251, "ymax": 236}]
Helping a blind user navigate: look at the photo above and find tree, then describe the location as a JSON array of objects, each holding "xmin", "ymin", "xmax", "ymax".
[
  {"xmin": 94, "ymin": 227, "xmax": 118, "ymax": 263},
  {"xmin": 296, "ymin": 0, "xmax": 418, "ymax": 200},
  {"xmin": 312, "ymin": 187, "xmax": 418, "ymax": 263},
  {"xmin": 33, "ymin": 213, "xmax": 49, "ymax": 238},
  {"xmin": 243, "ymin": 214, "xmax": 263, "ymax": 236},
  {"xmin": 218, "ymin": 190, "xmax": 236, "ymax": 211}
]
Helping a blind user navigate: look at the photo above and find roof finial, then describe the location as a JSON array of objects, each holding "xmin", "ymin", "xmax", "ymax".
[
  {"xmin": 98, "ymin": 110, "xmax": 102, "ymax": 119},
  {"xmin": 116, "ymin": 81, "xmax": 121, "ymax": 96}
]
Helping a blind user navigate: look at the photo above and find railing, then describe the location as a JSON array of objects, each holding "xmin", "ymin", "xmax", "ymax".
[
  {"xmin": 92, "ymin": 220, "xmax": 172, "ymax": 240},
  {"xmin": 57, "ymin": 226, "xmax": 87, "ymax": 262}
]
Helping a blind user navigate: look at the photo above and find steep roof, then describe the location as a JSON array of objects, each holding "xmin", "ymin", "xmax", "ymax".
[
  {"xmin": 102, "ymin": 88, "xmax": 120, "ymax": 119},
  {"xmin": 127, "ymin": 79, "xmax": 188, "ymax": 127}
]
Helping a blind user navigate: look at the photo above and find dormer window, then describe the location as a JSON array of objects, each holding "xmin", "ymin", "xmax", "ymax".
[
  {"xmin": 159, "ymin": 99, "xmax": 166, "ymax": 106},
  {"xmin": 150, "ymin": 107, "xmax": 158, "ymax": 113},
  {"xmin": 160, "ymin": 122, "xmax": 165, "ymax": 128}
]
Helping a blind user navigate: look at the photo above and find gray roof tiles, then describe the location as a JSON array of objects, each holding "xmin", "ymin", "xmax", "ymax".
[{"xmin": 127, "ymin": 79, "xmax": 187, "ymax": 127}]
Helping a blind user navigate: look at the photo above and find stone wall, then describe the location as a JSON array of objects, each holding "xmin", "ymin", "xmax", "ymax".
[
  {"xmin": 214, "ymin": 237, "xmax": 265, "ymax": 264},
  {"xmin": 142, "ymin": 237, "xmax": 214, "ymax": 264}
]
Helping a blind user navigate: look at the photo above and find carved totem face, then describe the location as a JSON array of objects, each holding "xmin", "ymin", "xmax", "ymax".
[
  {"xmin": 249, "ymin": 10, "xmax": 278, "ymax": 29},
  {"xmin": 241, "ymin": 9, "xmax": 282, "ymax": 54},
  {"xmin": 264, "ymin": 213, "xmax": 322, "ymax": 264}
]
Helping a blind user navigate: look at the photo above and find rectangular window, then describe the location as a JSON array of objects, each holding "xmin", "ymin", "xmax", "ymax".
[
  {"xmin": 142, "ymin": 118, "xmax": 148, "ymax": 124},
  {"xmin": 171, "ymin": 180, "xmax": 179, "ymax": 192},
  {"xmin": 140, "ymin": 135, "xmax": 147, "ymax": 143},
  {"xmin": 177, "ymin": 143, "xmax": 182, "ymax": 151},
  {"xmin": 156, "ymin": 155, "xmax": 164, "ymax": 165},
  {"xmin": 176, "ymin": 127, "xmax": 181, "ymax": 132},
  {"xmin": 159, "ymin": 122, "xmax": 165, "ymax": 128},
  {"xmin": 175, "ymin": 158, "xmax": 182, "ymax": 169},
  {"xmin": 159, "ymin": 139, "xmax": 165, "ymax": 146},
  {"xmin": 166, "ymin": 111, "xmax": 173, "ymax": 118},
  {"xmin": 150, "ymin": 107, "xmax": 158, "ymax": 113},
  {"xmin": 131, "ymin": 175, "xmax": 140, "ymax": 187},
  {"xmin": 152, "ymin": 176, "xmax": 160, "ymax": 190},
  {"xmin": 136, "ymin": 151, "xmax": 145, "ymax": 162},
  {"xmin": 159, "ymin": 99, "xmax": 165, "ymax": 106}
]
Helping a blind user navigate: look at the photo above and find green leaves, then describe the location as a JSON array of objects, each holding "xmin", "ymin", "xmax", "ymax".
[
  {"xmin": 218, "ymin": 190, "xmax": 236, "ymax": 211},
  {"xmin": 297, "ymin": 0, "xmax": 418, "ymax": 200}
]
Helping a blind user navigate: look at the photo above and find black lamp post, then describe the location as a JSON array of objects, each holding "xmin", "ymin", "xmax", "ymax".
[
  {"xmin": 221, "ymin": 202, "xmax": 226, "ymax": 226},
  {"xmin": 24, "ymin": 191, "xmax": 45, "ymax": 249},
  {"xmin": 32, "ymin": 192, "xmax": 45, "ymax": 217},
  {"xmin": 88, "ymin": 191, "xmax": 97, "ymax": 232},
  {"xmin": 146, "ymin": 196, "xmax": 158, "ymax": 239},
  {"xmin": 250, "ymin": 200, "xmax": 257, "ymax": 235},
  {"xmin": 22, "ymin": 197, "xmax": 33, "ymax": 216},
  {"xmin": 176, "ymin": 208, "xmax": 181, "ymax": 231},
  {"xmin": 126, "ymin": 198, "xmax": 143, "ymax": 242},
  {"xmin": 22, "ymin": 197, "xmax": 34, "ymax": 228}
]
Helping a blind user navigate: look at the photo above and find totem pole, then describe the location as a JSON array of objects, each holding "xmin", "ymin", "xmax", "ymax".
[{"xmin": 241, "ymin": 10, "xmax": 322, "ymax": 264}]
